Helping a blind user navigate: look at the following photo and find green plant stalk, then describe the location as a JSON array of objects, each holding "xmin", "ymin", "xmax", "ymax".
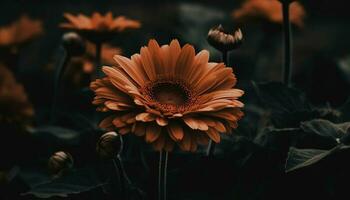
[
  {"xmin": 51, "ymin": 47, "xmax": 70, "ymax": 123},
  {"xmin": 282, "ymin": 1, "xmax": 292, "ymax": 86},
  {"xmin": 94, "ymin": 42, "xmax": 102, "ymax": 79},
  {"xmin": 158, "ymin": 151, "xmax": 169, "ymax": 200}
]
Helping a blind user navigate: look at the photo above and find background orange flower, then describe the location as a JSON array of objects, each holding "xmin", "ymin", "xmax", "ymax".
[
  {"xmin": 60, "ymin": 12, "xmax": 141, "ymax": 33},
  {"xmin": 0, "ymin": 64, "xmax": 34, "ymax": 127},
  {"xmin": 0, "ymin": 15, "xmax": 43, "ymax": 48},
  {"xmin": 232, "ymin": 0, "xmax": 306, "ymax": 27}
]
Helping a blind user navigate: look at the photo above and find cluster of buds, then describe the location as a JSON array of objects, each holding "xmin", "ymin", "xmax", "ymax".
[
  {"xmin": 207, "ymin": 25, "xmax": 243, "ymax": 52},
  {"xmin": 48, "ymin": 151, "xmax": 73, "ymax": 176},
  {"xmin": 96, "ymin": 131, "xmax": 123, "ymax": 159}
]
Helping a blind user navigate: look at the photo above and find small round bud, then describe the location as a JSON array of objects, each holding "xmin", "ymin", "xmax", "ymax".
[
  {"xmin": 207, "ymin": 25, "xmax": 243, "ymax": 52},
  {"xmin": 62, "ymin": 32, "xmax": 86, "ymax": 57},
  {"xmin": 96, "ymin": 131, "xmax": 123, "ymax": 159},
  {"xmin": 48, "ymin": 151, "xmax": 73, "ymax": 175}
]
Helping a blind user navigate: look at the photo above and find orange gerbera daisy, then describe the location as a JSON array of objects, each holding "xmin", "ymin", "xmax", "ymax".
[
  {"xmin": 0, "ymin": 64, "xmax": 34, "ymax": 127},
  {"xmin": 0, "ymin": 15, "xmax": 43, "ymax": 48},
  {"xmin": 91, "ymin": 39, "xmax": 244, "ymax": 152},
  {"xmin": 232, "ymin": 0, "xmax": 306, "ymax": 28},
  {"xmin": 60, "ymin": 12, "xmax": 141, "ymax": 43}
]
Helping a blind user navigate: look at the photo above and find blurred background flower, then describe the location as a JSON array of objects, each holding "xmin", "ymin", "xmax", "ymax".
[
  {"xmin": 232, "ymin": 0, "xmax": 306, "ymax": 28},
  {"xmin": 0, "ymin": 15, "xmax": 43, "ymax": 50},
  {"xmin": 60, "ymin": 12, "xmax": 141, "ymax": 43},
  {"xmin": 0, "ymin": 64, "xmax": 34, "ymax": 129}
]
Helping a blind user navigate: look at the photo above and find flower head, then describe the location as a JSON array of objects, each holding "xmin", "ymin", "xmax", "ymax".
[
  {"xmin": 207, "ymin": 25, "xmax": 243, "ymax": 52},
  {"xmin": 60, "ymin": 12, "xmax": 141, "ymax": 43},
  {"xmin": 232, "ymin": 0, "xmax": 306, "ymax": 28},
  {"xmin": 91, "ymin": 39, "xmax": 244, "ymax": 152},
  {"xmin": 48, "ymin": 151, "xmax": 74, "ymax": 175},
  {"xmin": 62, "ymin": 32, "xmax": 86, "ymax": 57},
  {"xmin": 0, "ymin": 15, "xmax": 43, "ymax": 49},
  {"xmin": 0, "ymin": 65, "xmax": 34, "ymax": 128},
  {"xmin": 96, "ymin": 131, "xmax": 123, "ymax": 159}
]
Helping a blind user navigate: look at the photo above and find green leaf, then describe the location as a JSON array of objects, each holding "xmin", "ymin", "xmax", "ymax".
[
  {"xmin": 300, "ymin": 119, "xmax": 350, "ymax": 142},
  {"xmin": 285, "ymin": 145, "xmax": 350, "ymax": 172},
  {"xmin": 23, "ymin": 167, "xmax": 106, "ymax": 198},
  {"xmin": 253, "ymin": 82, "xmax": 311, "ymax": 113}
]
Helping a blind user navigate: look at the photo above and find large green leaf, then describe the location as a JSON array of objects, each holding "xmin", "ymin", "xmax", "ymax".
[
  {"xmin": 285, "ymin": 145, "xmax": 350, "ymax": 172},
  {"xmin": 23, "ymin": 167, "xmax": 107, "ymax": 198},
  {"xmin": 300, "ymin": 119, "xmax": 350, "ymax": 143}
]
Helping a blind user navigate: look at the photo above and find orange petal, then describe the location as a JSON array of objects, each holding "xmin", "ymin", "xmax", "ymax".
[
  {"xmin": 156, "ymin": 117, "xmax": 168, "ymax": 126},
  {"xmin": 136, "ymin": 113, "xmax": 156, "ymax": 122},
  {"xmin": 167, "ymin": 123, "xmax": 184, "ymax": 141},
  {"xmin": 183, "ymin": 117, "xmax": 209, "ymax": 131},
  {"xmin": 179, "ymin": 133, "xmax": 191, "ymax": 151},
  {"xmin": 206, "ymin": 128, "xmax": 221, "ymax": 143},
  {"xmin": 152, "ymin": 135, "xmax": 165, "ymax": 151},
  {"xmin": 145, "ymin": 123, "xmax": 161, "ymax": 143},
  {"xmin": 133, "ymin": 123, "xmax": 146, "ymax": 136}
]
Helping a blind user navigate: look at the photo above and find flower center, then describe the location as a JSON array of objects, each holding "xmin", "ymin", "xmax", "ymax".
[
  {"xmin": 141, "ymin": 79, "xmax": 197, "ymax": 114},
  {"xmin": 151, "ymin": 82, "xmax": 189, "ymax": 106}
]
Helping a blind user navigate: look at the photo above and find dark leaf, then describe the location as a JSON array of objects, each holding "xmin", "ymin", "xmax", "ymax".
[
  {"xmin": 285, "ymin": 145, "xmax": 350, "ymax": 172},
  {"xmin": 23, "ymin": 167, "xmax": 106, "ymax": 198},
  {"xmin": 254, "ymin": 82, "xmax": 311, "ymax": 113},
  {"xmin": 300, "ymin": 119, "xmax": 350, "ymax": 142},
  {"xmin": 30, "ymin": 126, "xmax": 81, "ymax": 146},
  {"xmin": 255, "ymin": 127, "xmax": 300, "ymax": 150}
]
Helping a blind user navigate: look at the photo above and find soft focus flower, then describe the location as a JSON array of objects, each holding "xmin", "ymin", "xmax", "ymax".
[
  {"xmin": 91, "ymin": 39, "xmax": 244, "ymax": 152},
  {"xmin": 63, "ymin": 43, "xmax": 122, "ymax": 88},
  {"xmin": 96, "ymin": 131, "xmax": 122, "ymax": 159},
  {"xmin": 207, "ymin": 25, "xmax": 243, "ymax": 52},
  {"xmin": 232, "ymin": 0, "xmax": 306, "ymax": 28},
  {"xmin": 0, "ymin": 15, "xmax": 43, "ymax": 48},
  {"xmin": 0, "ymin": 65, "xmax": 34, "ymax": 127},
  {"xmin": 60, "ymin": 12, "xmax": 141, "ymax": 43},
  {"xmin": 48, "ymin": 151, "xmax": 73, "ymax": 175}
]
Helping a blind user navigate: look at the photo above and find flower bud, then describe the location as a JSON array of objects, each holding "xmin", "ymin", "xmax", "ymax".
[
  {"xmin": 96, "ymin": 131, "xmax": 123, "ymax": 159},
  {"xmin": 207, "ymin": 25, "xmax": 243, "ymax": 52},
  {"xmin": 48, "ymin": 151, "xmax": 73, "ymax": 175},
  {"xmin": 62, "ymin": 32, "xmax": 86, "ymax": 57}
]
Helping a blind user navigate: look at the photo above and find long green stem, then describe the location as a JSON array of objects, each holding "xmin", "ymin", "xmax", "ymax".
[
  {"xmin": 112, "ymin": 158, "xmax": 125, "ymax": 198},
  {"xmin": 94, "ymin": 42, "xmax": 102, "ymax": 79},
  {"xmin": 282, "ymin": 2, "xmax": 292, "ymax": 86},
  {"xmin": 51, "ymin": 47, "xmax": 70, "ymax": 122},
  {"xmin": 158, "ymin": 151, "xmax": 168, "ymax": 200}
]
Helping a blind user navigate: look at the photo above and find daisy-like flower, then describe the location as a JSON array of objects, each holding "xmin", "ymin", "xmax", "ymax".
[
  {"xmin": 60, "ymin": 12, "xmax": 141, "ymax": 43},
  {"xmin": 0, "ymin": 15, "xmax": 43, "ymax": 49},
  {"xmin": 232, "ymin": 0, "xmax": 306, "ymax": 28},
  {"xmin": 0, "ymin": 64, "xmax": 34, "ymax": 128},
  {"xmin": 91, "ymin": 39, "xmax": 244, "ymax": 152}
]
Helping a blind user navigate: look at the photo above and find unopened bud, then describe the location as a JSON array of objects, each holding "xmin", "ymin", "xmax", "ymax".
[
  {"xmin": 62, "ymin": 32, "xmax": 86, "ymax": 57},
  {"xmin": 48, "ymin": 151, "xmax": 73, "ymax": 175},
  {"xmin": 207, "ymin": 25, "xmax": 243, "ymax": 52},
  {"xmin": 96, "ymin": 131, "xmax": 123, "ymax": 159}
]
